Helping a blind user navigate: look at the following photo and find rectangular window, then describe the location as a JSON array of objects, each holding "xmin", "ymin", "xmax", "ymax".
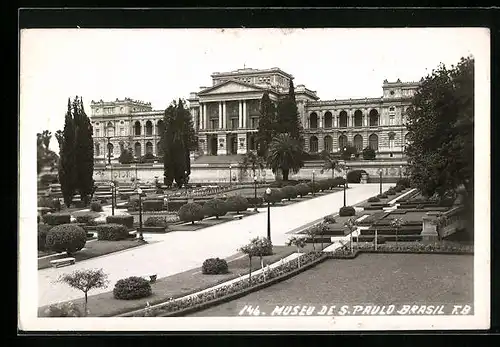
[
  {"xmin": 120, "ymin": 127, "xmax": 124, "ymax": 136},
  {"xmin": 96, "ymin": 129, "xmax": 100, "ymax": 137},
  {"xmin": 389, "ymin": 115, "xmax": 395, "ymax": 125},
  {"xmin": 231, "ymin": 119, "xmax": 238, "ymax": 129}
]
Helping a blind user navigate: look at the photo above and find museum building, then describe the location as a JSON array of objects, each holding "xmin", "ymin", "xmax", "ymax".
[{"xmin": 90, "ymin": 67, "xmax": 419, "ymax": 163}]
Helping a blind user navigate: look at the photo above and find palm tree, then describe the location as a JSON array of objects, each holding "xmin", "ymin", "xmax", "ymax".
[
  {"xmin": 267, "ymin": 133, "xmax": 305, "ymax": 181},
  {"xmin": 240, "ymin": 151, "xmax": 266, "ymax": 178},
  {"xmin": 390, "ymin": 218, "xmax": 405, "ymax": 246},
  {"xmin": 320, "ymin": 150, "xmax": 344, "ymax": 179}
]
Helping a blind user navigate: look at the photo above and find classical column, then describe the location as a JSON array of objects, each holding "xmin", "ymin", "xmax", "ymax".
[
  {"xmin": 199, "ymin": 104, "xmax": 203, "ymax": 130},
  {"xmin": 319, "ymin": 111, "xmax": 323, "ymax": 128},
  {"xmin": 203, "ymin": 104, "xmax": 208, "ymax": 129},
  {"xmin": 222, "ymin": 101, "xmax": 227, "ymax": 129},
  {"xmin": 243, "ymin": 100, "xmax": 247, "ymax": 128},
  {"xmin": 239, "ymin": 100, "xmax": 243, "ymax": 128},
  {"xmin": 218, "ymin": 102, "xmax": 223, "ymax": 129}
]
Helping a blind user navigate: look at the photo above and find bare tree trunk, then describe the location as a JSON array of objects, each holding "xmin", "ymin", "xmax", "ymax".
[
  {"xmin": 248, "ymin": 256, "xmax": 252, "ymax": 282},
  {"xmin": 84, "ymin": 292, "xmax": 88, "ymax": 317}
]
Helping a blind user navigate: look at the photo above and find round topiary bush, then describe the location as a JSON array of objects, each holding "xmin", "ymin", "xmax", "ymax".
[
  {"xmin": 317, "ymin": 180, "xmax": 330, "ymax": 192},
  {"xmin": 307, "ymin": 181, "xmax": 320, "ymax": 193},
  {"xmin": 203, "ymin": 198, "xmax": 228, "ymax": 219},
  {"xmin": 96, "ymin": 223, "xmax": 130, "ymax": 241},
  {"xmin": 281, "ymin": 185, "xmax": 298, "ymax": 201},
  {"xmin": 263, "ymin": 188, "xmax": 284, "ymax": 204},
  {"xmin": 334, "ymin": 177, "xmax": 347, "ymax": 186},
  {"xmin": 113, "ymin": 276, "xmax": 152, "ymax": 300},
  {"xmin": 202, "ymin": 257, "xmax": 229, "ymax": 275},
  {"xmin": 144, "ymin": 216, "xmax": 168, "ymax": 228},
  {"xmin": 178, "ymin": 202, "xmax": 205, "ymax": 225},
  {"xmin": 394, "ymin": 186, "xmax": 403, "ymax": 193},
  {"xmin": 347, "ymin": 170, "xmax": 367, "ymax": 184},
  {"xmin": 296, "ymin": 183, "xmax": 311, "ymax": 197},
  {"xmin": 42, "ymin": 213, "xmax": 71, "ymax": 226},
  {"xmin": 38, "ymin": 223, "xmax": 52, "ymax": 251},
  {"xmin": 45, "ymin": 224, "xmax": 87, "ymax": 254},
  {"xmin": 75, "ymin": 212, "xmax": 100, "ymax": 225},
  {"xmin": 339, "ymin": 206, "xmax": 356, "ymax": 217},
  {"xmin": 225, "ymin": 195, "xmax": 249, "ymax": 213},
  {"xmin": 378, "ymin": 193, "xmax": 388, "ymax": 199},
  {"xmin": 90, "ymin": 201, "xmax": 103, "ymax": 212},
  {"xmin": 368, "ymin": 196, "xmax": 380, "ymax": 203}
]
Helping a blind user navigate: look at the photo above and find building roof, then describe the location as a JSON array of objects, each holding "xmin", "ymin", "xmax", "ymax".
[{"xmin": 211, "ymin": 67, "xmax": 294, "ymax": 79}]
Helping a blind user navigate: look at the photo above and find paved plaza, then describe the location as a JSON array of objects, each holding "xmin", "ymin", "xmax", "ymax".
[{"xmin": 38, "ymin": 183, "xmax": 392, "ymax": 307}]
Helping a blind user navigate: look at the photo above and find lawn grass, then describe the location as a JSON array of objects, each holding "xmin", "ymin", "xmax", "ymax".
[
  {"xmin": 187, "ymin": 252, "xmax": 473, "ymax": 316},
  {"xmin": 38, "ymin": 243, "xmax": 329, "ymax": 317}
]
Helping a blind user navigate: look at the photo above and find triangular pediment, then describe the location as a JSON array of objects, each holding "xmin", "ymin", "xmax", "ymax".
[{"xmin": 198, "ymin": 80, "xmax": 266, "ymax": 95}]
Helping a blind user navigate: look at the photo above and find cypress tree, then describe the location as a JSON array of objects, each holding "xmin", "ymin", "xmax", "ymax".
[
  {"xmin": 59, "ymin": 98, "xmax": 77, "ymax": 207},
  {"xmin": 162, "ymin": 103, "xmax": 176, "ymax": 187},
  {"xmin": 74, "ymin": 97, "xmax": 94, "ymax": 205},
  {"xmin": 256, "ymin": 91, "xmax": 277, "ymax": 157}
]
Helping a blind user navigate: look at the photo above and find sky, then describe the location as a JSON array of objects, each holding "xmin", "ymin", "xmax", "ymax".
[{"xmin": 20, "ymin": 28, "xmax": 488, "ymax": 153}]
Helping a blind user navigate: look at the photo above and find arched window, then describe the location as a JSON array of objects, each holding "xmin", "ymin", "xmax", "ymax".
[
  {"xmin": 388, "ymin": 132, "xmax": 396, "ymax": 149},
  {"xmin": 338, "ymin": 134, "xmax": 348, "ymax": 150},
  {"xmin": 95, "ymin": 143, "xmax": 100, "ymax": 156},
  {"xmin": 107, "ymin": 121, "xmax": 115, "ymax": 137},
  {"xmin": 369, "ymin": 134, "xmax": 379, "ymax": 151},
  {"xmin": 134, "ymin": 121, "xmax": 141, "ymax": 136},
  {"xmin": 353, "ymin": 134, "xmax": 363, "ymax": 151},
  {"xmin": 369, "ymin": 109, "xmax": 379, "ymax": 127},
  {"xmin": 324, "ymin": 112, "xmax": 333, "ymax": 128},
  {"xmin": 310, "ymin": 136, "xmax": 319, "ymax": 153},
  {"xmin": 354, "ymin": 110, "xmax": 363, "ymax": 127},
  {"xmin": 134, "ymin": 142, "xmax": 141, "ymax": 158},
  {"xmin": 107, "ymin": 142, "xmax": 114, "ymax": 157},
  {"xmin": 309, "ymin": 113, "xmax": 318, "ymax": 129},
  {"xmin": 145, "ymin": 121, "xmax": 153, "ymax": 136},
  {"xmin": 324, "ymin": 135, "xmax": 333, "ymax": 152},
  {"xmin": 146, "ymin": 141, "xmax": 153, "ymax": 155},
  {"xmin": 339, "ymin": 111, "xmax": 348, "ymax": 128}
]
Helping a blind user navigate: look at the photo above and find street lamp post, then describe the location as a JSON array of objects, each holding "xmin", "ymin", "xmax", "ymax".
[
  {"xmin": 343, "ymin": 165, "xmax": 349, "ymax": 207},
  {"xmin": 137, "ymin": 188, "xmax": 144, "ymax": 240},
  {"xmin": 253, "ymin": 175, "xmax": 258, "ymax": 212},
  {"xmin": 312, "ymin": 170, "xmax": 315, "ymax": 197},
  {"xmin": 229, "ymin": 164, "xmax": 232, "ymax": 188},
  {"xmin": 265, "ymin": 187, "xmax": 272, "ymax": 242},
  {"xmin": 110, "ymin": 181, "xmax": 115, "ymax": 216},
  {"xmin": 378, "ymin": 168, "xmax": 383, "ymax": 195},
  {"xmin": 399, "ymin": 165, "xmax": 403, "ymax": 180},
  {"xmin": 184, "ymin": 170, "xmax": 188, "ymax": 197}
]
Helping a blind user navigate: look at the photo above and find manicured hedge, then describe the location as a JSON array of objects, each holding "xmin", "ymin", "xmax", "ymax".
[
  {"xmin": 347, "ymin": 170, "xmax": 367, "ymax": 183},
  {"xmin": 323, "ymin": 215, "xmax": 336, "ymax": 224},
  {"xmin": 307, "ymin": 181, "xmax": 320, "ymax": 193},
  {"xmin": 90, "ymin": 201, "xmax": 103, "ymax": 212},
  {"xmin": 202, "ymin": 258, "xmax": 229, "ymax": 275},
  {"xmin": 203, "ymin": 198, "xmax": 228, "ymax": 219},
  {"xmin": 281, "ymin": 185, "xmax": 298, "ymax": 201},
  {"xmin": 246, "ymin": 197, "xmax": 263, "ymax": 207},
  {"xmin": 96, "ymin": 223, "xmax": 130, "ymax": 241},
  {"xmin": 225, "ymin": 195, "xmax": 249, "ymax": 213},
  {"xmin": 378, "ymin": 193, "xmax": 388, "ymax": 199},
  {"xmin": 368, "ymin": 196, "xmax": 380, "ymax": 203},
  {"xmin": 113, "ymin": 276, "xmax": 152, "ymax": 300},
  {"xmin": 296, "ymin": 183, "xmax": 311, "ymax": 197},
  {"xmin": 144, "ymin": 217, "xmax": 168, "ymax": 228},
  {"xmin": 75, "ymin": 213, "xmax": 100, "ymax": 225},
  {"xmin": 45, "ymin": 224, "xmax": 87, "ymax": 254},
  {"xmin": 339, "ymin": 206, "xmax": 356, "ymax": 216},
  {"xmin": 143, "ymin": 200, "xmax": 164, "ymax": 212},
  {"xmin": 42, "ymin": 213, "xmax": 71, "ymax": 226},
  {"xmin": 38, "ymin": 224, "xmax": 52, "ymax": 251},
  {"xmin": 263, "ymin": 188, "xmax": 284, "ymax": 204},
  {"xmin": 179, "ymin": 202, "xmax": 205, "ymax": 224},
  {"xmin": 38, "ymin": 197, "xmax": 61, "ymax": 210},
  {"xmin": 106, "ymin": 215, "xmax": 134, "ymax": 229}
]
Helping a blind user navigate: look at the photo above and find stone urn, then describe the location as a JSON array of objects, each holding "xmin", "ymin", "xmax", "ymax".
[{"xmin": 360, "ymin": 173, "xmax": 369, "ymax": 184}]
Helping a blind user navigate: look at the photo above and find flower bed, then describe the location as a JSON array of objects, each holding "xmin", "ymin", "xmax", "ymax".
[{"xmin": 125, "ymin": 251, "xmax": 326, "ymax": 317}]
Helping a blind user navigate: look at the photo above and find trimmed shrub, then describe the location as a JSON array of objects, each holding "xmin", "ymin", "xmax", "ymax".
[
  {"xmin": 269, "ymin": 181, "xmax": 284, "ymax": 188},
  {"xmin": 202, "ymin": 258, "xmax": 229, "ymax": 275},
  {"xmin": 144, "ymin": 217, "xmax": 168, "ymax": 228},
  {"xmin": 106, "ymin": 215, "xmax": 134, "ymax": 229},
  {"xmin": 323, "ymin": 215, "xmax": 336, "ymax": 224},
  {"xmin": 296, "ymin": 183, "xmax": 311, "ymax": 197},
  {"xmin": 143, "ymin": 200, "xmax": 164, "ymax": 212},
  {"xmin": 225, "ymin": 195, "xmax": 249, "ymax": 213},
  {"xmin": 362, "ymin": 146, "xmax": 376, "ymax": 160},
  {"xmin": 307, "ymin": 181, "xmax": 320, "ymax": 193},
  {"xmin": 75, "ymin": 212, "xmax": 100, "ymax": 225},
  {"xmin": 251, "ymin": 236, "xmax": 274, "ymax": 257},
  {"xmin": 281, "ymin": 185, "xmax": 298, "ymax": 201},
  {"xmin": 394, "ymin": 185, "xmax": 404, "ymax": 193},
  {"xmin": 347, "ymin": 170, "xmax": 366, "ymax": 184},
  {"xmin": 43, "ymin": 302, "xmax": 83, "ymax": 317},
  {"xmin": 368, "ymin": 196, "xmax": 380, "ymax": 203},
  {"xmin": 38, "ymin": 224, "xmax": 52, "ymax": 251},
  {"xmin": 96, "ymin": 223, "xmax": 130, "ymax": 241},
  {"xmin": 38, "ymin": 197, "xmax": 61, "ymax": 210},
  {"xmin": 378, "ymin": 193, "xmax": 388, "ymax": 199},
  {"xmin": 178, "ymin": 202, "xmax": 205, "ymax": 224},
  {"xmin": 317, "ymin": 180, "xmax": 330, "ymax": 192},
  {"xmin": 396, "ymin": 178, "xmax": 410, "ymax": 189},
  {"xmin": 334, "ymin": 177, "xmax": 346, "ymax": 186},
  {"xmin": 325, "ymin": 178, "xmax": 336, "ymax": 189},
  {"xmin": 113, "ymin": 276, "xmax": 152, "ymax": 300},
  {"xmin": 42, "ymin": 213, "xmax": 71, "ymax": 226},
  {"xmin": 247, "ymin": 197, "xmax": 263, "ymax": 207},
  {"xmin": 339, "ymin": 206, "xmax": 356, "ymax": 217},
  {"xmin": 386, "ymin": 189, "xmax": 396, "ymax": 196},
  {"xmin": 203, "ymin": 198, "xmax": 228, "ymax": 219},
  {"xmin": 90, "ymin": 201, "xmax": 103, "ymax": 212},
  {"xmin": 45, "ymin": 224, "xmax": 87, "ymax": 254},
  {"xmin": 263, "ymin": 188, "xmax": 284, "ymax": 204}
]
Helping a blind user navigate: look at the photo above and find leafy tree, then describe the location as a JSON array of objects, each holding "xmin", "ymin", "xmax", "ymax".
[
  {"xmin": 362, "ymin": 146, "xmax": 376, "ymax": 160},
  {"xmin": 58, "ymin": 98, "xmax": 77, "ymax": 207},
  {"xmin": 249, "ymin": 236, "xmax": 273, "ymax": 270},
  {"xmin": 267, "ymin": 133, "xmax": 304, "ymax": 181},
  {"xmin": 319, "ymin": 150, "xmax": 344, "ymax": 179},
  {"xmin": 239, "ymin": 242, "xmax": 258, "ymax": 282},
  {"xmin": 340, "ymin": 144, "xmax": 358, "ymax": 161},
  {"xmin": 305, "ymin": 225, "xmax": 318, "ymax": 251},
  {"xmin": 405, "ymin": 56, "xmax": 474, "ymax": 232},
  {"xmin": 240, "ymin": 151, "xmax": 266, "ymax": 178},
  {"xmin": 390, "ymin": 218, "xmax": 405, "ymax": 246},
  {"xmin": 276, "ymin": 95, "xmax": 303, "ymax": 141},
  {"xmin": 74, "ymin": 97, "xmax": 94, "ymax": 205},
  {"xmin": 256, "ymin": 91, "xmax": 277, "ymax": 157},
  {"xmin": 119, "ymin": 148, "xmax": 134, "ymax": 164},
  {"xmin": 162, "ymin": 99, "xmax": 197, "ymax": 188},
  {"xmin": 37, "ymin": 130, "xmax": 59, "ymax": 174},
  {"xmin": 286, "ymin": 236, "xmax": 307, "ymax": 267},
  {"xmin": 344, "ymin": 217, "xmax": 357, "ymax": 253},
  {"xmin": 58, "ymin": 268, "xmax": 109, "ymax": 316}
]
